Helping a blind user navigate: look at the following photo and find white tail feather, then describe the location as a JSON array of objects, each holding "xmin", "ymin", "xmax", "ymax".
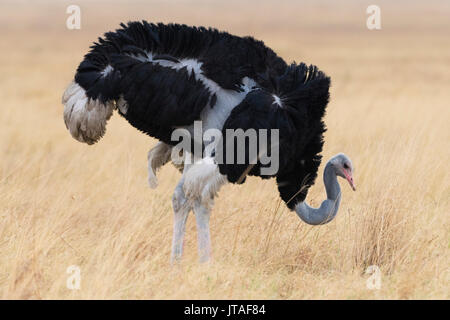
[{"xmin": 62, "ymin": 82, "xmax": 115, "ymax": 145}]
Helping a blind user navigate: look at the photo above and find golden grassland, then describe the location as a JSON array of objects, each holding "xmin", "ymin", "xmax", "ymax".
[{"xmin": 0, "ymin": 0, "xmax": 449, "ymax": 299}]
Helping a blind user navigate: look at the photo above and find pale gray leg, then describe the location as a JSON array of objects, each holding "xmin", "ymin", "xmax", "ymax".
[
  {"xmin": 170, "ymin": 153, "xmax": 194, "ymax": 263},
  {"xmin": 193, "ymin": 199, "xmax": 212, "ymax": 263},
  {"xmin": 171, "ymin": 181, "xmax": 190, "ymax": 263}
]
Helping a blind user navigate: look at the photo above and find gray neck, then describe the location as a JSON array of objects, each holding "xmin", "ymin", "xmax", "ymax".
[{"xmin": 294, "ymin": 161, "xmax": 342, "ymax": 225}]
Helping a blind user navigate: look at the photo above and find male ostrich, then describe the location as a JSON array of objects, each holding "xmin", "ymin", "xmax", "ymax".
[{"xmin": 62, "ymin": 22, "xmax": 355, "ymax": 262}]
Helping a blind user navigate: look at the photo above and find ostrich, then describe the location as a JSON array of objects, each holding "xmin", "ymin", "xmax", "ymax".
[{"xmin": 62, "ymin": 22, "xmax": 355, "ymax": 262}]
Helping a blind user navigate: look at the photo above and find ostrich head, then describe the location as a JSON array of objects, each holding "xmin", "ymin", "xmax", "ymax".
[
  {"xmin": 295, "ymin": 153, "xmax": 355, "ymax": 225},
  {"xmin": 329, "ymin": 153, "xmax": 356, "ymax": 191}
]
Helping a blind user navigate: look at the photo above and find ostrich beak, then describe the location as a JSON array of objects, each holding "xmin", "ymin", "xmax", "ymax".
[{"xmin": 342, "ymin": 169, "xmax": 356, "ymax": 191}]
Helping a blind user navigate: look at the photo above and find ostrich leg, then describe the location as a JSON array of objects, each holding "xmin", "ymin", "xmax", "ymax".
[
  {"xmin": 193, "ymin": 198, "xmax": 212, "ymax": 263},
  {"xmin": 175, "ymin": 153, "xmax": 227, "ymax": 263},
  {"xmin": 170, "ymin": 153, "xmax": 194, "ymax": 263},
  {"xmin": 183, "ymin": 157, "xmax": 227, "ymax": 263},
  {"xmin": 171, "ymin": 179, "xmax": 190, "ymax": 263},
  {"xmin": 171, "ymin": 152, "xmax": 193, "ymax": 263}
]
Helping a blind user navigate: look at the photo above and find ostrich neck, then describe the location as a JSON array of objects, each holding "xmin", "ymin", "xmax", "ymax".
[
  {"xmin": 323, "ymin": 162, "xmax": 340, "ymax": 201},
  {"xmin": 294, "ymin": 161, "xmax": 342, "ymax": 225}
]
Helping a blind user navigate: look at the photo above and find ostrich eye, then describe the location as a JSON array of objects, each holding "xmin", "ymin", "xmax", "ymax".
[{"xmin": 343, "ymin": 163, "xmax": 349, "ymax": 170}]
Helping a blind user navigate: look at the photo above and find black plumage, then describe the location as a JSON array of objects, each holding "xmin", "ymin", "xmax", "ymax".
[
  {"xmin": 68, "ymin": 21, "xmax": 331, "ymax": 210},
  {"xmin": 218, "ymin": 64, "xmax": 330, "ymax": 207},
  {"xmin": 75, "ymin": 21, "xmax": 286, "ymax": 100},
  {"xmin": 111, "ymin": 55, "xmax": 212, "ymax": 143}
]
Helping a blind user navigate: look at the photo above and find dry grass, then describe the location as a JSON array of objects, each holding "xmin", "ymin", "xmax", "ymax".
[{"xmin": 0, "ymin": 0, "xmax": 449, "ymax": 299}]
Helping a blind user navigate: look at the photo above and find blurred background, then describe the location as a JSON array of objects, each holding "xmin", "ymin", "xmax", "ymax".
[{"xmin": 0, "ymin": 0, "xmax": 448, "ymax": 299}]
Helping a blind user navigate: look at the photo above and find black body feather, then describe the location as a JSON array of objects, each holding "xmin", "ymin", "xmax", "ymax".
[
  {"xmin": 71, "ymin": 21, "xmax": 331, "ymax": 210},
  {"xmin": 218, "ymin": 64, "xmax": 330, "ymax": 208}
]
